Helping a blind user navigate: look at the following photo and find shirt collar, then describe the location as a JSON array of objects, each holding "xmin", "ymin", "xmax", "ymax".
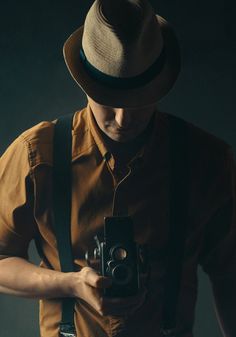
[
  {"xmin": 86, "ymin": 102, "xmax": 162, "ymax": 169},
  {"xmin": 87, "ymin": 102, "xmax": 110, "ymax": 160}
]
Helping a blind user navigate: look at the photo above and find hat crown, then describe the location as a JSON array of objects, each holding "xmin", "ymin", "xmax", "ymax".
[
  {"xmin": 82, "ymin": 0, "xmax": 163, "ymax": 77},
  {"xmin": 99, "ymin": 0, "xmax": 144, "ymax": 39}
]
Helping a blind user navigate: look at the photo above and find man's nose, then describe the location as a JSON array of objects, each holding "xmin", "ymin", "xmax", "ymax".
[{"xmin": 115, "ymin": 109, "xmax": 131, "ymax": 128}]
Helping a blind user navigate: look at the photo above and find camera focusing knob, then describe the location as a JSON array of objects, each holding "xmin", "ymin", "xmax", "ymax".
[
  {"xmin": 93, "ymin": 247, "xmax": 100, "ymax": 259},
  {"xmin": 84, "ymin": 235, "xmax": 103, "ymax": 267},
  {"xmin": 85, "ymin": 250, "xmax": 91, "ymax": 266}
]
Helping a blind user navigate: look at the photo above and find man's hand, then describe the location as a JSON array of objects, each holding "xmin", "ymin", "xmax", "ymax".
[
  {"xmin": 70, "ymin": 266, "xmax": 147, "ymax": 317},
  {"xmin": 0, "ymin": 257, "xmax": 147, "ymax": 317}
]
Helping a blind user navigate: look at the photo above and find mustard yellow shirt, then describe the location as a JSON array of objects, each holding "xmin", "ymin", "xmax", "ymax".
[{"xmin": 0, "ymin": 104, "xmax": 235, "ymax": 337}]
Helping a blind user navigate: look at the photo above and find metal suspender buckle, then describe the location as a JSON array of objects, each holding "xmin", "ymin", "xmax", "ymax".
[
  {"xmin": 59, "ymin": 323, "xmax": 77, "ymax": 337},
  {"xmin": 160, "ymin": 326, "xmax": 176, "ymax": 337}
]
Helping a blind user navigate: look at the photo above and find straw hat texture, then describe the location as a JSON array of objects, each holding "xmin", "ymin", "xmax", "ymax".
[{"xmin": 63, "ymin": 0, "xmax": 181, "ymax": 108}]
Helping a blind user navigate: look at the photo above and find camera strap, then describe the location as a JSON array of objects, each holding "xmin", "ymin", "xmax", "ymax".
[
  {"xmin": 160, "ymin": 114, "xmax": 189, "ymax": 337},
  {"xmin": 52, "ymin": 113, "xmax": 77, "ymax": 337},
  {"xmin": 52, "ymin": 111, "xmax": 188, "ymax": 337}
]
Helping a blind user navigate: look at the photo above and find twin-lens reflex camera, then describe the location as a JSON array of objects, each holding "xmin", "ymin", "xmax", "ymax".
[{"xmin": 85, "ymin": 216, "xmax": 149, "ymax": 297}]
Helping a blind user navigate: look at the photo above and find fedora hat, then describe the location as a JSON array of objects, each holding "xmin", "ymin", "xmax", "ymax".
[{"xmin": 63, "ymin": 0, "xmax": 181, "ymax": 108}]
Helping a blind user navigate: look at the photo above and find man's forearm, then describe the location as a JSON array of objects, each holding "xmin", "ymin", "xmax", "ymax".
[
  {"xmin": 211, "ymin": 277, "xmax": 236, "ymax": 337},
  {"xmin": 0, "ymin": 257, "xmax": 147, "ymax": 317},
  {"xmin": 0, "ymin": 256, "xmax": 73, "ymax": 299}
]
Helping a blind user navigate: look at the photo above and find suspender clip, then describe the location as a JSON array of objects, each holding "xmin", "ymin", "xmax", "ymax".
[
  {"xmin": 160, "ymin": 326, "xmax": 176, "ymax": 337},
  {"xmin": 59, "ymin": 323, "xmax": 76, "ymax": 337}
]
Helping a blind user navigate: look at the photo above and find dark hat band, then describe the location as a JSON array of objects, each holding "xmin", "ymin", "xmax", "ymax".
[{"xmin": 79, "ymin": 47, "xmax": 166, "ymax": 90}]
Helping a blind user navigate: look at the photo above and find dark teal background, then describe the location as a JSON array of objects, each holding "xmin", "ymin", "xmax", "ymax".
[{"xmin": 0, "ymin": 0, "xmax": 235, "ymax": 336}]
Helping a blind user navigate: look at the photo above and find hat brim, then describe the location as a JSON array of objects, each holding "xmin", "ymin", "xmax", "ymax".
[{"xmin": 63, "ymin": 15, "xmax": 181, "ymax": 108}]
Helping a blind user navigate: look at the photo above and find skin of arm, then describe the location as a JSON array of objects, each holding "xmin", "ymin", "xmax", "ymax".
[
  {"xmin": 0, "ymin": 256, "xmax": 74, "ymax": 298},
  {"xmin": 0, "ymin": 256, "xmax": 147, "ymax": 316},
  {"xmin": 211, "ymin": 277, "xmax": 236, "ymax": 337}
]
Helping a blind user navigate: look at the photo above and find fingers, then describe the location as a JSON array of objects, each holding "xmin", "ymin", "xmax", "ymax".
[
  {"xmin": 77, "ymin": 267, "xmax": 147, "ymax": 317},
  {"xmin": 80, "ymin": 267, "xmax": 112, "ymax": 289}
]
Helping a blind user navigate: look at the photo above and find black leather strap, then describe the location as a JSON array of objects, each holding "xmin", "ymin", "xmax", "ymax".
[
  {"xmin": 52, "ymin": 113, "xmax": 76, "ymax": 337},
  {"xmin": 160, "ymin": 114, "xmax": 189, "ymax": 337}
]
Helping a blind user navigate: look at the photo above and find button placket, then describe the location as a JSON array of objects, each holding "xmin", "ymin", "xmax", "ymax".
[
  {"xmin": 112, "ymin": 165, "xmax": 132, "ymax": 216},
  {"xmin": 104, "ymin": 153, "xmax": 133, "ymax": 216}
]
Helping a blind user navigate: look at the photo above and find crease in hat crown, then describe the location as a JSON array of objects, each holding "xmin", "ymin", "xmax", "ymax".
[{"xmin": 82, "ymin": 0, "xmax": 164, "ymax": 78}]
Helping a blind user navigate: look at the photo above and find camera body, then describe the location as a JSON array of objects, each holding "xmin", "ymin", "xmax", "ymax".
[{"xmin": 86, "ymin": 216, "xmax": 148, "ymax": 297}]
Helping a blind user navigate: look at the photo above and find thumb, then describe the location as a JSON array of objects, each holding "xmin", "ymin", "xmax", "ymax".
[
  {"xmin": 98, "ymin": 276, "xmax": 113, "ymax": 288},
  {"xmin": 83, "ymin": 267, "xmax": 112, "ymax": 288}
]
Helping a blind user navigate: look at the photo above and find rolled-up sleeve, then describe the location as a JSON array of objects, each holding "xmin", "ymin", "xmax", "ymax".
[
  {"xmin": 199, "ymin": 147, "xmax": 236, "ymax": 279},
  {"xmin": 0, "ymin": 135, "xmax": 38, "ymax": 260}
]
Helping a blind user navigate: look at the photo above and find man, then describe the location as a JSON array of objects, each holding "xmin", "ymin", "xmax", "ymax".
[{"xmin": 0, "ymin": 1, "xmax": 235, "ymax": 337}]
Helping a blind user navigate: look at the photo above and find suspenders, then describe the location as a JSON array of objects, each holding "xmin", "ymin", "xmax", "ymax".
[
  {"xmin": 52, "ymin": 113, "xmax": 76, "ymax": 337},
  {"xmin": 52, "ymin": 112, "xmax": 188, "ymax": 337},
  {"xmin": 160, "ymin": 115, "xmax": 189, "ymax": 337}
]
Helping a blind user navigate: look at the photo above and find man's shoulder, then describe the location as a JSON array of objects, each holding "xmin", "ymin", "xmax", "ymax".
[
  {"xmin": 185, "ymin": 118, "xmax": 230, "ymax": 155},
  {"xmin": 161, "ymin": 112, "xmax": 235, "ymax": 225},
  {"xmin": 19, "ymin": 108, "xmax": 88, "ymax": 167},
  {"xmin": 162, "ymin": 112, "xmax": 231, "ymax": 156},
  {"xmin": 162, "ymin": 111, "xmax": 233, "ymax": 190},
  {"xmin": 21, "ymin": 120, "xmax": 55, "ymax": 144},
  {"xmin": 182, "ymin": 116, "xmax": 233, "ymax": 177},
  {"xmin": 168, "ymin": 113, "xmax": 234, "ymax": 213}
]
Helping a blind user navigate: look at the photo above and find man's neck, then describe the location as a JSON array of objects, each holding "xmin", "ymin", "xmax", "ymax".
[{"xmin": 99, "ymin": 112, "xmax": 155, "ymax": 164}]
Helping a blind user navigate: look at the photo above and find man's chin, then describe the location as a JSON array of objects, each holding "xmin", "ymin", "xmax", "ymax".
[{"xmin": 107, "ymin": 132, "xmax": 135, "ymax": 143}]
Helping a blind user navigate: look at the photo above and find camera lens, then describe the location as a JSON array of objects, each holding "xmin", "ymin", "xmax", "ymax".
[
  {"xmin": 112, "ymin": 264, "xmax": 132, "ymax": 285},
  {"xmin": 110, "ymin": 246, "xmax": 127, "ymax": 261}
]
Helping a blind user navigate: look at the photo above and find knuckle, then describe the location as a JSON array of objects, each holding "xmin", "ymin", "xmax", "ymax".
[
  {"xmin": 97, "ymin": 298, "xmax": 106, "ymax": 316},
  {"xmin": 96, "ymin": 305, "xmax": 104, "ymax": 316},
  {"xmin": 100, "ymin": 297, "xmax": 104, "ymax": 308},
  {"xmin": 93, "ymin": 277, "xmax": 102, "ymax": 288},
  {"xmin": 81, "ymin": 266, "xmax": 91, "ymax": 277}
]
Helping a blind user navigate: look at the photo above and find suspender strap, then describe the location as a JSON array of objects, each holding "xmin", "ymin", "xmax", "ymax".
[
  {"xmin": 52, "ymin": 113, "xmax": 77, "ymax": 337},
  {"xmin": 160, "ymin": 114, "xmax": 189, "ymax": 337}
]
